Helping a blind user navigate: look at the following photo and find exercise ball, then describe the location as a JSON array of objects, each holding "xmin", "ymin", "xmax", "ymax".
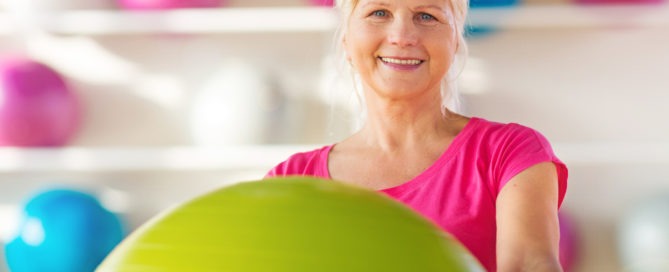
[
  {"xmin": 618, "ymin": 194, "xmax": 669, "ymax": 272},
  {"xmin": 470, "ymin": 0, "xmax": 519, "ymax": 8},
  {"xmin": 464, "ymin": 26, "xmax": 497, "ymax": 39},
  {"xmin": 117, "ymin": 0, "xmax": 223, "ymax": 10},
  {"xmin": 189, "ymin": 60, "xmax": 274, "ymax": 146},
  {"xmin": 97, "ymin": 177, "xmax": 484, "ymax": 272},
  {"xmin": 0, "ymin": 57, "xmax": 81, "ymax": 147},
  {"xmin": 559, "ymin": 211, "xmax": 580, "ymax": 272},
  {"xmin": 523, "ymin": 0, "xmax": 569, "ymax": 4},
  {"xmin": 466, "ymin": 0, "xmax": 519, "ymax": 39},
  {"xmin": 308, "ymin": 0, "xmax": 335, "ymax": 6},
  {"xmin": 4, "ymin": 188, "xmax": 125, "ymax": 272},
  {"xmin": 575, "ymin": 0, "xmax": 664, "ymax": 4}
]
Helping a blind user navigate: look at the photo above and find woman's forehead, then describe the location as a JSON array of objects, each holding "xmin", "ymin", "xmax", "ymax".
[
  {"xmin": 353, "ymin": 0, "xmax": 452, "ymax": 6},
  {"xmin": 351, "ymin": 0, "xmax": 454, "ymax": 10}
]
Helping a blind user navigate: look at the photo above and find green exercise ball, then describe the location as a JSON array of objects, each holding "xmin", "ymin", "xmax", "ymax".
[{"xmin": 97, "ymin": 177, "xmax": 483, "ymax": 272}]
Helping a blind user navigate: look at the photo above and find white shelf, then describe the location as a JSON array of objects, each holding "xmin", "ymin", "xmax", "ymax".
[
  {"xmin": 0, "ymin": 142, "xmax": 665, "ymax": 173},
  {"xmin": 0, "ymin": 4, "xmax": 668, "ymax": 35},
  {"xmin": 0, "ymin": 7, "xmax": 339, "ymax": 35},
  {"xmin": 553, "ymin": 142, "xmax": 669, "ymax": 165},
  {"xmin": 468, "ymin": 4, "xmax": 669, "ymax": 29},
  {"xmin": 0, "ymin": 145, "xmax": 316, "ymax": 172}
]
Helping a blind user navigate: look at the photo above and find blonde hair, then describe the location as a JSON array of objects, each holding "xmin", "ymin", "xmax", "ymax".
[{"xmin": 332, "ymin": 0, "xmax": 470, "ymax": 119}]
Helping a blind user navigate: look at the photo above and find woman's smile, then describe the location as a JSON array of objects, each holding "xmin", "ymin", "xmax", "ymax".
[{"xmin": 378, "ymin": 56, "xmax": 425, "ymax": 71}]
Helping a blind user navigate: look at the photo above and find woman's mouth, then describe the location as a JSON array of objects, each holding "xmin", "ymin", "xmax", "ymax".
[
  {"xmin": 378, "ymin": 57, "xmax": 424, "ymax": 70},
  {"xmin": 379, "ymin": 57, "xmax": 424, "ymax": 65}
]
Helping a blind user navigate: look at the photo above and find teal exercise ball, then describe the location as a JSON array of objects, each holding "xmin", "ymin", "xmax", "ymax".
[
  {"xmin": 470, "ymin": 0, "xmax": 518, "ymax": 8},
  {"xmin": 4, "ymin": 188, "xmax": 125, "ymax": 272},
  {"xmin": 466, "ymin": 1, "xmax": 519, "ymax": 39},
  {"xmin": 576, "ymin": 0, "xmax": 664, "ymax": 4},
  {"xmin": 98, "ymin": 177, "xmax": 483, "ymax": 272}
]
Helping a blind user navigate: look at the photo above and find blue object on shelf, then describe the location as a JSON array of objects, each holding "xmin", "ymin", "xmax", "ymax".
[
  {"xmin": 464, "ymin": 25, "xmax": 498, "ymax": 39},
  {"xmin": 4, "ymin": 188, "xmax": 125, "ymax": 272},
  {"xmin": 466, "ymin": 0, "xmax": 520, "ymax": 38},
  {"xmin": 470, "ymin": 0, "xmax": 519, "ymax": 8}
]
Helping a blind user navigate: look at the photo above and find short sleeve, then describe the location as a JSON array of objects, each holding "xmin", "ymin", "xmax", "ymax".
[
  {"xmin": 493, "ymin": 124, "xmax": 568, "ymax": 208},
  {"xmin": 265, "ymin": 160, "xmax": 288, "ymax": 178},
  {"xmin": 264, "ymin": 145, "xmax": 332, "ymax": 179}
]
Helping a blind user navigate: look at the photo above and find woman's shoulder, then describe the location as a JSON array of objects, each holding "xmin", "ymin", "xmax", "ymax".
[
  {"xmin": 464, "ymin": 117, "xmax": 557, "ymax": 155},
  {"xmin": 470, "ymin": 117, "xmax": 546, "ymax": 140}
]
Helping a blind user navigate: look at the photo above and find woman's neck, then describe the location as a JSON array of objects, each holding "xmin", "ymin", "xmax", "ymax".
[{"xmin": 355, "ymin": 94, "xmax": 461, "ymax": 153}]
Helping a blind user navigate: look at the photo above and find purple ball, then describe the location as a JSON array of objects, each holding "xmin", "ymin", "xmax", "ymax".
[
  {"xmin": 0, "ymin": 57, "xmax": 81, "ymax": 147},
  {"xmin": 117, "ymin": 0, "xmax": 223, "ymax": 10},
  {"xmin": 308, "ymin": 0, "xmax": 335, "ymax": 6},
  {"xmin": 575, "ymin": 0, "xmax": 664, "ymax": 4},
  {"xmin": 559, "ymin": 212, "xmax": 580, "ymax": 272}
]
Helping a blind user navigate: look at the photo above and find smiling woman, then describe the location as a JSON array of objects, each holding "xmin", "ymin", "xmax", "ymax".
[
  {"xmin": 266, "ymin": 1, "xmax": 568, "ymax": 272},
  {"xmin": 337, "ymin": 0, "xmax": 469, "ymax": 116},
  {"xmin": 344, "ymin": 0, "xmax": 457, "ymax": 110}
]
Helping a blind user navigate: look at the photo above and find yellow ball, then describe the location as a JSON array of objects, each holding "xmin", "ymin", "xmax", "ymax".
[{"xmin": 97, "ymin": 177, "xmax": 483, "ymax": 272}]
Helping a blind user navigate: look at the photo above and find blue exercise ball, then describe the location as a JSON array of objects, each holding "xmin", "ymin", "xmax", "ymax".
[
  {"xmin": 4, "ymin": 188, "xmax": 125, "ymax": 272},
  {"xmin": 470, "ymin": 0, "xmax": 519, "ymax": 8},
  {"xmin": 466, "ymin": 1, "xmax": 519, "ymax": 39},
  {"xmin": 464, "ymin": 26, "xmax": 497, "ymax": 39}
]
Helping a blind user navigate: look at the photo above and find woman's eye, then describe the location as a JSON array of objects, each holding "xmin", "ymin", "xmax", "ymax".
[
  {"xmin": 418, "ymin": 13, "xmax": 436, "ymax": 21},
  {"xmin": 371, "ymin": 10, "xmax": 387, "ymax": 17}
]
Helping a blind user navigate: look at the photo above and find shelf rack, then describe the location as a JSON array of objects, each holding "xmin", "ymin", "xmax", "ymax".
[
  {"xmin": 0, "ymin": 142, "xmax": 666, "ymax": 172},
  {"xmin": 0, "ymin": 4, "xmax": 668, "ymax": 35}
]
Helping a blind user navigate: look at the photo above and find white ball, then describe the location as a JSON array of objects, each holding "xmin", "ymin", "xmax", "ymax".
[
  {"xmin": 190, "ymin": 61, "xmax": 273, "ymax": 146},
  {"xmin": 618, "ymin": 195, "xmax": 669, "ymax": 271}
]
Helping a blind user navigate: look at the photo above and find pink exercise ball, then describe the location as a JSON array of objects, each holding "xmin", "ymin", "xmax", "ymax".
[
  {"xmin": 308, "ymin": 0, "xmax": 335, "ymax": 6},
  {"xmin": 0, "ymin": 57, "xmax": 81, "ymax": 147},
  {"xmin": 575, "ymin": 0, "xmax": 664, "ymax": 4},
  {"xmin": 559, "ymin": 212, "xmax": 580, "ymax": 272},
  {"xmin": 117, "ymin": 0, "xmax": 223, "ymax": 10}
]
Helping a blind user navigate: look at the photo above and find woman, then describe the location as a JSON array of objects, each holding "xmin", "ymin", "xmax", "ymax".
[{"xmin": 267, "ymin": 0, "xmax": 568, "ymax": 271}]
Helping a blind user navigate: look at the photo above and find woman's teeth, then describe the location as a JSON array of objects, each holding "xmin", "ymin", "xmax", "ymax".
[{"xmin": 380, "ymin": 57, "xmax": 423, "ymax": 65}]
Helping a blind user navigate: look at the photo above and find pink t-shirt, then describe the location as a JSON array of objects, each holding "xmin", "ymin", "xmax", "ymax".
[{"xmin": 266, "ymin": 117, "xmax": 568, "ymax": 272}]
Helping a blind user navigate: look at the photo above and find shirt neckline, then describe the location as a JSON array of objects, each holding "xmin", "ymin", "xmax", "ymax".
[{"xmin": 320, "ymin": 117, "xmax": 481, "ymax": 193}]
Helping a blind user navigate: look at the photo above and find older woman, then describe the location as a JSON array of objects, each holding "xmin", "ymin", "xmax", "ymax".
[{"xmin": 267, "ymin": 0, "xmax": 568, "ymax": 271}]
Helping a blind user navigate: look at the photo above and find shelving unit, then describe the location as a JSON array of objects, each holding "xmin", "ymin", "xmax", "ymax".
[
  {"xmin": 0, "ymin": 145, "xmax": 314, "ymax": 172},
  {"xmin": 1, "ymin": 3, "xmax": 668, "ymax": 271},
  {"xmin": 16, "ymin": 7, "xmax": 339, "ymax": 35},
  {"xmin": 0, "ymin": 142, "xmax": 666, "ymax": 173},
  {"xmin": 1, "ymin": 4, "xmax": 668, "ymax": 36},
  {"xmin": 468, "ymin": 4, "xmax": 669, "ymax": 29},
  {"xmin": 0, "ymin": 4, "xmax": 666, "ymax": 172}
]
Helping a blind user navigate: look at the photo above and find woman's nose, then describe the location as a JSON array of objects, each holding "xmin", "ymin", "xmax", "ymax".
[{"xmin": 386, "ymin": 18, "xmax": 418, "ymax": 48}]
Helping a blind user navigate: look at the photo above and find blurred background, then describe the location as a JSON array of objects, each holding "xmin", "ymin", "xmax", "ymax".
[{"xmin": 0, "ymin": 0, "xmax": 668, "ymax": 271}]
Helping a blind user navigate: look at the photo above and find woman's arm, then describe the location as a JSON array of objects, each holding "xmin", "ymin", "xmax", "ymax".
[{"xmin": 496, "ymin": 162, "xmax": 563, "ymax": 272}]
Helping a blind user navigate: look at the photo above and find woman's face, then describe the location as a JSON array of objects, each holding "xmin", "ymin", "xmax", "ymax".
[{"xmin": 344, "ymin": 0, "xmax": 458, "ymax": 102}]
